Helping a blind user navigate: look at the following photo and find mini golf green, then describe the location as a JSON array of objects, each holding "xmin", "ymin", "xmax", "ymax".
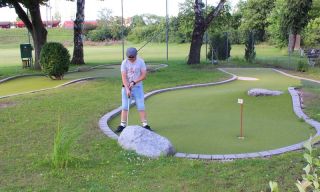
[
  {"xmin": 0, "ymin": 66, "xmax": 119, "ymax": 97},
  {"xmin": 109, "ymin": 68, "xmax": 315, "ymax": 154}
]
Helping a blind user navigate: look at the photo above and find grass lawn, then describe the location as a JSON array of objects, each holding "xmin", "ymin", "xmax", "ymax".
[{"xmin": 110, "ymin": 68, "xmax": 315, "ymax": 154}]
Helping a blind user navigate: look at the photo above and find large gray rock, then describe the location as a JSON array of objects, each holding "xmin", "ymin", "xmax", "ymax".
[
  {"xmin": 118, "ymin": 125, "xmax": 176, "ymax": 158},
  {"xmin": 248, "ymin": 88, "xmax": 283, "ymax": 96}
]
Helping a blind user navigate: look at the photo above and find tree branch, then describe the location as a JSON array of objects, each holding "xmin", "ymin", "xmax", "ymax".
[
  {"xmin": 12, "ymin": 1, "xmax": 33, "ymax": 33},
  {"xmin": 204, "ymin": 0, "xmax": 226, "ymax": 28}
]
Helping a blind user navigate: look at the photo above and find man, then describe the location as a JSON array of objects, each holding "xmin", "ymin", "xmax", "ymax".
[{"xmin": 115, "ymin": 47, "xmax": 152, "ymax": 133}]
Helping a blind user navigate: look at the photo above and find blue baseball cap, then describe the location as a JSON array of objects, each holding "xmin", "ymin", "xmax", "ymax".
[{"xmin": 126, "ymin": 47, "xmax": 138, "ymax": 57}]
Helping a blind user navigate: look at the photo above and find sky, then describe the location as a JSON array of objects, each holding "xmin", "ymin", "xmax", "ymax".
[{"xmin": 0, "ymin": 0, "xmax": 239, "ymax": 22}]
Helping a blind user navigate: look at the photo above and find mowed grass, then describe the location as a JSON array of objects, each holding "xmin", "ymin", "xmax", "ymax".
[{"xmin": 110, "ymin": 68, "xmax": 315, "ymax": 154}]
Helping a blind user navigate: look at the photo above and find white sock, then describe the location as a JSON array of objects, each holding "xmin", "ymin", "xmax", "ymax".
[
  {"xmin": 142, "ymin": 121, "xmax": 148, "ymax": 127},
  {"xmin": 120, "ymin": 121, "xmax": 127, "ymax": 127}
]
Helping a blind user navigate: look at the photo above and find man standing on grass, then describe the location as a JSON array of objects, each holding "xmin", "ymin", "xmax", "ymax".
[{"xmin": 115, "ymin": 47, "xmax": 152, "ymax": 133}]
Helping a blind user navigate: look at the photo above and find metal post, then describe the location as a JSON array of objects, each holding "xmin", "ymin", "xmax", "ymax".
[
  {"xmin": 121, "ymin": 0, "xmax": 124, "ymax": 60},
  {"xmin": 205, "ymin": 0, "xmax": 207, "ymax": 63},
  {"xmin": 166, "ymin": 0, "xmax": 169, "ymax": 64},
  {"xmin": 226, "ymin": 32, "xmax": 229, "ymax": 62}
]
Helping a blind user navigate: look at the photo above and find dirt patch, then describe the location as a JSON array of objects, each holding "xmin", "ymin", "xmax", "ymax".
[
  {"xmin": 297, "ymin": 88, "xmax": 320, "ymax": 107},
  {"xmin": 0, "ymin": 101, "xmax": 16, "ymax": 109}
]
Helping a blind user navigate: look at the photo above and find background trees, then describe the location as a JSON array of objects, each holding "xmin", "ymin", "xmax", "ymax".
[
  {"xmin": 187, "ymin": 0, "xmax": 226, "ymax": 64},
  {"xmin": 239, "ymin": 0, "xmax": 275, "ymax": 42}
]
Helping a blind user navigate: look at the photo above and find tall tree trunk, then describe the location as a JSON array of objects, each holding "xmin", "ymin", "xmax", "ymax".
[
  {"xmin": 187, "ymin": 0, "xmax": 226, "ymax": 65},
  {"xmin": 288, "ymin": 33, "xmax": 297, "ymax": 53},
  {"xmin": 71, "ymin": 0, "xmax": 85, "ymax": 65},
  {"xmin": 12, "ymin": 1, "xmax": 47, "ymax": 70},
  {"xmin": 188, "ymin": 24, "xmax": 205, "ymax": 64},
  {"xmin": 29, "ymin": 3, "xmax": 47, "ymax": 70}
]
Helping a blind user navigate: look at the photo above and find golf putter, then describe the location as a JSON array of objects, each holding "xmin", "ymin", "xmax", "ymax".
[{"xmin": 126, "ymin": 95, "xmax": 130, "ymax": 126}]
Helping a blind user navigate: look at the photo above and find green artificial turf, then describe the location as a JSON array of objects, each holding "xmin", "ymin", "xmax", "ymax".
[
  {"xmin": 0, "ymin": 67, "xmax": 121, "ymax": 97},
  {"xmin": 110, "ymin": 68, "xmax": 315, "ymax": 154}
]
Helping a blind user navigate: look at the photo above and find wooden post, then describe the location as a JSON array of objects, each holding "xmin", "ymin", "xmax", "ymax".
[{"xmin": 238, "ymin": 99, "xmax": 244, "ymax": 139}]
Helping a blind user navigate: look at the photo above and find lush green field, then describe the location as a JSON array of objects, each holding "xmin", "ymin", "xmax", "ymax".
[{"xmin": 110, "ymin": 68, "xmax": 314, "ymax": 154}]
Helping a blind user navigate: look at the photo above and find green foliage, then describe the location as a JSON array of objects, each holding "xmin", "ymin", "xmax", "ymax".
[
  {"xmin": 207, "ymin": 33, "xmax": 231, "ymax": 61},
  {"xmin": 127, "ymin": 22, "xmax": 165, "ymax": 43},
  {"xmin": 239, "ymin": 0, "xmax": 276, "ymax": 42},
  {"xmin": 90, "ymin": 9, "xmax": 129, "ymax": 41},
  {"xmin": 303, "ymin": 17, "xmax": 320, "ymax": 47},
  {"xmin": 270, "ymin": 136, "xmax": 320, "ymax": 192},
  {"xmin": 52, "ymin": 116, "xmax": 82, "ymax": 169},
  {"xmin": 245, "ymin": 31, "xmax": 256, "ymax": 62},
  {"xmin": 175, "ymin": 0, "xmax": 195, "ymax": 43},
  {"xmin": 87, "ymin": 27, "xmax": 111, "ymax": 41},
  {"xmin": 283, "ymin": 0, "xmax": 313, "ymax": 35},
  {"xmin": 268, "ymin": 0, "xmax": 313, "ymax": 48},
  {"xmin": 309, "ymin": 0, "xmax": 320, "ymax": 20},
  {"xmin": 267, "ymin": 0, "xmax": 288, "ymax": 48},
  {"xmin": 297, "ymin": 60, "xmax": 309, "ymax": 72},
  {"xmin": 40, "ymin": 42, "xmax": 70, "ymax": 80}
]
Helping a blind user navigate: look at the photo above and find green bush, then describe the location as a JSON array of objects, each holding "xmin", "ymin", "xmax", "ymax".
[
  {"xmin": 297, "ymin": 60, "xmax": 309, "ymax": 72},
  {"xmin": 87, "ymin": 28, "xmax": 111, "ymax": 41},
  {"xmin": 245, "ymin": 31, "xmax": 256, "ymax": 63},
  {"xmin": 207, "ymin": 33, "xmax": 231, "ymax": 61},
  {"xmin": 40, "ymin": 42, "xmax": 70, "ymax": 80}
]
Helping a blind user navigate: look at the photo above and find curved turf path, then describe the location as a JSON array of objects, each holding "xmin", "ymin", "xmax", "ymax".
[
  {"xmin": 109, "ymin": 68, "xmax": 315, "ymax": 154},
  {"xmin": 0, "ymin": 66, "xmax": 119, "ymax": 97}
]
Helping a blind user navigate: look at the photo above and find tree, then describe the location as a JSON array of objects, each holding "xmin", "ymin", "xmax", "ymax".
[
  {"xmin": 207, "ymin": 32, "xmax": 231, "ymax": 61},
  {"xmin": 267, "ymin": 0, "xmax": 287, "ymax": 48},
  {"xmin": 303, "ymin": 17, "xmax": 320, "ymax": 47},
  {"xmin": 282, "ymin": 0, "xmax": 313, "ymax": 52},
  {"xmin": 244, "ymin": 31, "xmax": 256, "ymax": 63},
  {"xmin": 0, "ymin": 0, "xmax": 48, "ymax": 70},
  {"xmin": 71, "ymin": 0, "xmax": 85, "ymax": 65},
  {"xmin": 239, "ymin": 0, "xmax": 275, "ymax": 42},
  {"xmin": 177, "ymin": 0, "xmax": 195, "ymax": 43},
  {"xmin": 187, "ymin": 0, "xmax": 226, "ymax": 65}
]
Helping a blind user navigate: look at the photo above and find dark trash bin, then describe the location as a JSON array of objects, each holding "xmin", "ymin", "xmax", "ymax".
[{"xmin": 20, "ymin": 43, "xmax": 33, "ymax": 68}]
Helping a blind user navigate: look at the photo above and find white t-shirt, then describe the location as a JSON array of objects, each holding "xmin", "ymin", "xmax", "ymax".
[{"xmin": 121, "ymin": 57, "xmax": 146, "ymax": 86}]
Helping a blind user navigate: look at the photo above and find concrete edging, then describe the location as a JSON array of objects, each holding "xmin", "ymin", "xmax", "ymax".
[{"xmin": 98, "ymin": 68, "xmax": 320, "ymax": 160}]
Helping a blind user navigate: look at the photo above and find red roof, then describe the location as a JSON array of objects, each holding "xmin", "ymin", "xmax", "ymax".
[
  {"xmin": 63, "ymin": 20, "xmax": 97, "ymax": 29},
  {"xmin": 15, "ymin": 21, "xmax": 25, "ymax": 28}
]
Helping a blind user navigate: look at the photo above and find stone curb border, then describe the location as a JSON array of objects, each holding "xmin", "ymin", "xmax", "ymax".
[
  {"xmin": 98, "ymin": 68, "xmax": 320, "ymax": 160},
  {"xmin": 273, "ymin": 69, "xmax": 320, "ymax": 84},
  {"xmin": 0, "ymin": 74, "xmax": 44, "ymax": 84}
]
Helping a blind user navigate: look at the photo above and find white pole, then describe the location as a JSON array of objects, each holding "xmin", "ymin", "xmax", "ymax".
[
  {"xmin": 121, "ymin": 0, "xmax": 124, "ymax": 60},
  {"xmin": 166, "ymin": 0, "xmax": 169, "ymax": 64}
]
